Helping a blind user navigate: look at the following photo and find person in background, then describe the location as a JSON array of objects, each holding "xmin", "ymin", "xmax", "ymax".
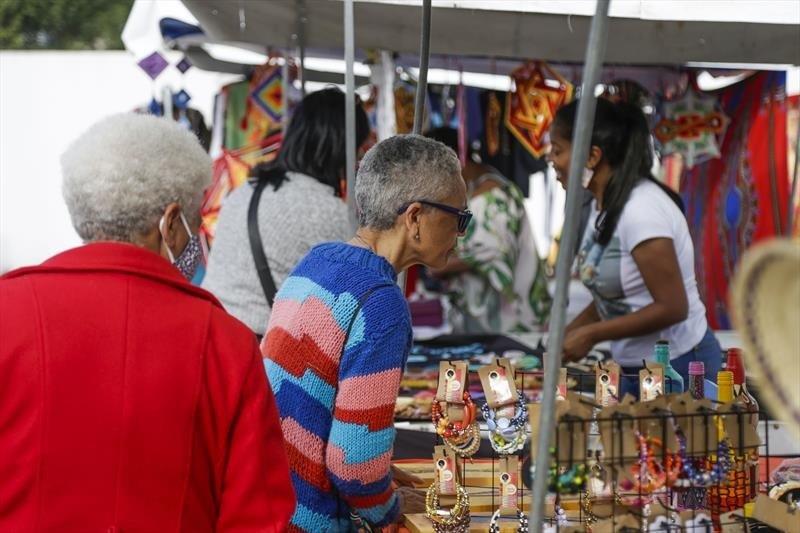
[
  {"xmin": 0, "ymin": 114, "xmax": 294, "ymax": 532},
  {"xmin": 547, "ymin": 98, "xmax": 722, "ymax": 395},
  {"xmin": 203, "ymin": 87, "xmax": 372, "ymax": 337},
  {"xmin": 424, "ymin": 127, "xmax": 551, "ymax": 333},
  {"xmin": 262, "ymin": 135, "xmax": 468, "ymax": 531}
]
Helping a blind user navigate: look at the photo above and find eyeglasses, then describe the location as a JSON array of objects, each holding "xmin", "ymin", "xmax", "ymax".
[{"xmin": 397, "ymin": 200, "xmax": 473, "ymax": 233}]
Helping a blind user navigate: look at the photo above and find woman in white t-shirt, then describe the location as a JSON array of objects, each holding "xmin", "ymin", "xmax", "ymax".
[{"xmin": 547, "ymin": 98, "xmax": 721, "ymax": 396}]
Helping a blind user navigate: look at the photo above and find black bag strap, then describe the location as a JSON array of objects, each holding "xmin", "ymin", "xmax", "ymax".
[{"xmin": 248, "ymin": 179, "xmax": 278, "ymax": 307}]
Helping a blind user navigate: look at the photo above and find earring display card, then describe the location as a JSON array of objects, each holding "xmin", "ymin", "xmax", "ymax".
[
  {"xmin": 595, "ymin": 361, "xmax": 620, "ymax": 407},
  {"xmin": 685, "ymin": 399, "xmax": 718, "ymax": 456},
  {"xmin": 497, "ymin": 456, "xmax": 520, "ymax": 515},
  {"xmin": 717, "ymin": 402, "xmax": 760, "ymax": 453},
  {"xmin": 640, "ymin": 364, "xmax": 664, "ymax": 401},
  {"xmin": 433, "ymin": 445, "xmax": 459, "ymax": 496},
  {"xmin": 478, "ymin": 358, "xmax": 517, "ymax": 409},
  {"xmin": 597, "ymin": 402, "xmax": 639, "ymax": 467},
  {"xmin": 553, "ymin": 393, "xmax": 591, "ymax": 464},
  {"xmin": 436, "ymin": 361, "xmax": 469, "ymax": 422},
  {"xmin": 752, "ymin": 495, "xmax": 800, "ymax": 533},
  {"xmin": 557, "ymin": 367, "xmax": 567, "ymax": 401}
]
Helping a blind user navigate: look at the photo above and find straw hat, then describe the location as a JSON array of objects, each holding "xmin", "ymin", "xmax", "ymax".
[{"xmin": 730, "ymin": 238, "xmax": 800, "ymax": 440}]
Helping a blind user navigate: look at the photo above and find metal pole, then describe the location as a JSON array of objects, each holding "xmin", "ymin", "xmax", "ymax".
[
  {"xmin": 412, "ymin": 0, "xmax": 432, "ymax": 135},
  {"xmin": 344, "ymin": 0, "xmax": 358, "ymax": 232},
  {"xmin": 296, "ymin": 0, "xmax": 307, "ymax": 96},
  {"xmin": 529, "ymin": 1, "xmax": 612, "ymax": 530},
  {"xmin": 787, "ymin": 106, "xmax": 800, "ymax": 232}
]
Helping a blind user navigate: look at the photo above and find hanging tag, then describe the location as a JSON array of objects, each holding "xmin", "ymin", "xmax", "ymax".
[
  {"xmin": 498, "ymin": 456, "xmax": 520, "ymax": 516},
  {"xmin": 433, "ymin": 445, "xmax": 459, "ymax": 496},
  {"xmin": 595, "ymin": 361, "xmax": 620, "ymax": 407},
  {"xmin": 557, "ymin": 367, "xmax": 568, "ymax": 401},
  {"xmin": 554, "ymin": 393, "xmax": 591, "ymax": 465},
  {"xmin": 479, "ymin": 358, "xmax": 518, "ymax": 412},
  {"xmin": 597, "ymin": 402, "xmax": 639, "ymax": 467},
  {"xmin": 436, "ymin": 361, "xmax": 468, "ymax": 404},
  {"xmin": 717, "ymin": 402, "xmax": 760, "ymax": 453},
  {"xmin": 686, "ymin": 399, "xmax": 718, "ymax": 456},
  {"xmin": 528, "ymin": 402, "xmax": 541, "ymax": 458},
  {"xmin": 640, "ymin": 363, "xmax": 664, "ymax": 401},
  {"xmin": 752, "ymin": 494, "xmax": 799, "ymax": 533}
]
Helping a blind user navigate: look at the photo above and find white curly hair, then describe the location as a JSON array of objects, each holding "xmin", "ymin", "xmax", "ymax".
[{"xmin": 61, "ymin": 113, "xmax": 211, "ymax": 242}]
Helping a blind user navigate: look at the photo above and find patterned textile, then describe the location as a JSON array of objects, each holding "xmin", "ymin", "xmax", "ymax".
[
  {"xmin": 654, "ymin": 88, "xmax": 730, "ymax": 168},
  {"xmin": 504, "ymin": 61, "xmax": 573, "ymax": 158},
  {"xmin": 446, "ymin": 173, "xmax": 551, "ymax": 333},
  {"xmin": 262, "ymin": 243, "xmax": 412, "ymax": 531},
  {"xmin": 681, "ymin": 72, "xmax": 790, "ymax": 329}
]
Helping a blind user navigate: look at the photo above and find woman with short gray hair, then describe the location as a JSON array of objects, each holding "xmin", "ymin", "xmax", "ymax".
[
  {"xmin": 0, "ymin": 113, "xmax": 295, "ymax": 532},
  {"xmin": 261, "ymin": 134, "xmax": 469, "ymax": 531}
]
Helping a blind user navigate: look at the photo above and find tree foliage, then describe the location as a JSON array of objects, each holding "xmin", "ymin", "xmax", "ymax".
[{"xmin": 0, "ymin": 0, "xmax": 134, "ymax": 50}]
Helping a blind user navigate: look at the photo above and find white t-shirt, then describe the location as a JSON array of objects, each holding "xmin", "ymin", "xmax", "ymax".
[{"xmin": 576, "ymin": 179, "xmax": 707, "ymax": 365}]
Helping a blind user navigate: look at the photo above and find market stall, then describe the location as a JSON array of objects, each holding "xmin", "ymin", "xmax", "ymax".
[{"xmin": 121, "ymin": 0, "xmax": 800, "ymax": 530}]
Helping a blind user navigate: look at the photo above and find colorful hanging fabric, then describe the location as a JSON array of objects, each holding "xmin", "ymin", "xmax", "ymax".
[
  {"xmin": 137, "ymin": 51, "xmax": 168, "ymax": 79},
  {"xmin": 654, "ymin": 88, "xmax": 730, "ymax": 168},
  {"xmin": 504, "ymin": 61, "xmax": 573, "ymax": 158},
  {"xmin": 394, "ymin": 83, "xmax": 417, "ymax": 134},
  {"xmin": 249, "ymin": 65, "xmax": 283, "ymax": 122},
  {"xmin": 680, "ymin": 72, "xmax": 789, "ymax": 329},
  {"xmin": 485, "ymin": 92, "xmax": 502, "ymax": 157},
  {"xmin": 201, "ymin": 133, "xmax": 283, "ymax": 244}
]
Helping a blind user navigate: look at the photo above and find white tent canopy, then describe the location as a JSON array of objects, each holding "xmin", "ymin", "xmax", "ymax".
[{"xmin": 181, "ymin": 0, "xmax": 800, "ymax": 66}]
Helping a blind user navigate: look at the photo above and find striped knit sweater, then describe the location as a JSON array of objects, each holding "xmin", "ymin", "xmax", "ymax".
[{"xmin": 261, "ymin": 242, "xmax": 412, "ymax": 532}]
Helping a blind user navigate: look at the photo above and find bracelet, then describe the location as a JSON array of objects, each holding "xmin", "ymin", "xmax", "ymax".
[
  {"xmin": 619, "ymin": 432, "xmax": 682, "ymax": 493},
  {"xmin": 482, "ymin": 392, "xmax": 528, "ymax": 455},
  {"xmin": 489, "ymin": 509, "xmax": 529, "ymax": 533},
  {"xmin": 547, "ymin": 456, "xmax": 587, "ymax": 494},
  {"xmin": 769, "ymin": 481, "xmax": 800, "ymax": 505},
  {"xmin": 442, "ymin": 421, "xmax": 482, "ymax": 458},
  {"xmin": 425, "ymin": 481, "xmax": 471, "ymax": 532},
  {"xmin": 673, "ymin": 432, "xmax": 732, "ymax": 488},
  {"xmin": 432, "ymin": 390, "xmax": 476, "ymax": 440}
]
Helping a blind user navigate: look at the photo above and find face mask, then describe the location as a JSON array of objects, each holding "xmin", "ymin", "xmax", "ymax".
[
  {"xmin": 159, "ymin": 212, "xmax": 203, "ymax": 280},
  {"xmin": 581, "ymin": 167, "xmax": 594, "ymax": 188}
]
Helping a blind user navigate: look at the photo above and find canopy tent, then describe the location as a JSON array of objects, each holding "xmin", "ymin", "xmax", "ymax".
[{"xmin": 181, "ymin": 0, "xmax": 800, "ymax": 66}]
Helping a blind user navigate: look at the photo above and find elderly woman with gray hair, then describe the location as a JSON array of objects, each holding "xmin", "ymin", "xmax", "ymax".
[
  {"xmin": 261, "ymin": 134, "xmax": 469, "ymax": 532},
  {"xmin": 0, "ymin": 113, "xmax": 294, "ymax": 532}
]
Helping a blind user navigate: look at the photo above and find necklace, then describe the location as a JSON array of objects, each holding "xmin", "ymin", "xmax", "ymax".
[{"xmin": 351, "ymin": 234, "xmax": 376, "ymax": 254}]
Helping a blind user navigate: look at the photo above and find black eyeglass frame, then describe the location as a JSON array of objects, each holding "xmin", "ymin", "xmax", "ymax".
[{"xmin": 396, "ymin": 200, "xmax": 473, "ymax": 233}]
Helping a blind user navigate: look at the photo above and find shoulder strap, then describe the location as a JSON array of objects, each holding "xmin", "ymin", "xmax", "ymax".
[{"xmin": 247, "ymin": 179, "xmax": 278, "ymax": 307}]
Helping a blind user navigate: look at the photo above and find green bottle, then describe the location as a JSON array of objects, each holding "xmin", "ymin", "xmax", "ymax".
[{"xmin": 654, "ymin": 340, "xmax": 684, "ymax": 393}]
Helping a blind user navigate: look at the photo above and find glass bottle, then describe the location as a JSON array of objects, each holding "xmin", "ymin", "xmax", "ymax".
[
  {"xmin": 654, "ymin": 340, "xmax": 684, "ymax": 393},
  {"xmin": 688, "ymin": 361, "xmax": 705, "ymax": 400}
]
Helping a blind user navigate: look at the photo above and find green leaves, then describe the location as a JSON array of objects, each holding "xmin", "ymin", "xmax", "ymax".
[{"xmin": 0, "ymin": 0, "xmax": 134, "ymax": 50}]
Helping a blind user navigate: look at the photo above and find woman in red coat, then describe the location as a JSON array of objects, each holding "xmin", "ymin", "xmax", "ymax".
[{"xmin": 0, "ymin": 113, "xmax": 295, "ymax": 532}]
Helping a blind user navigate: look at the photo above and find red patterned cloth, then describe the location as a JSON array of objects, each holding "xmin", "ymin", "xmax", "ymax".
[{"xmin": 681, "ymin": 72, "xmax": 790, "ymax": 329}]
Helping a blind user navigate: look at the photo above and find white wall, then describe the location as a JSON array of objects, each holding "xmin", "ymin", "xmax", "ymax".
[{"xmin": 0, "ymin": 51, "xmax": 238, "ymax": 273}]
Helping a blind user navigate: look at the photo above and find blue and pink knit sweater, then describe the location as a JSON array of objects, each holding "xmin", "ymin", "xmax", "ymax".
[{"xmin": 261, "ymin": 242, "xmax": 412, "ymax": 532}]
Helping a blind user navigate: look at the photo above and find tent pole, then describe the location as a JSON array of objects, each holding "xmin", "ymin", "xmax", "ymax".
[
  {"xmin": 528, "ymin": 0, "xmax": 611, "ymax": 530},
  {"xmin": 296, "ymin": 0, "xmax": 307, "ymax": 96},
  {"xmin": 787, "ymin": 104, "xmax": 800, "ymax": 233},
  {"xmin": 412, "ymin": 0, "xmax": 432, "ymax": 135},
  {"xmin": 344, "ymin": 0, "xmax": 358, "ymax": 232}
]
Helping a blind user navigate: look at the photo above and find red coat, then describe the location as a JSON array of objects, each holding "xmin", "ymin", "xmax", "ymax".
[{"xmin": 0, "ymin": 243, "xmax": 295, "ymax": 532}]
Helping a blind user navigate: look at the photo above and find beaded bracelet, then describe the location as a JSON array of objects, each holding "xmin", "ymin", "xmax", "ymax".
[
  {"xmin": 619, "ymin": 432, "xmax": 682, "ymax": 493},
  {"xmin": 673, "ymin": 432, "xmax": 733, "ymax": 488},
  {"xmin": 547, "ymin": 456, "xmax": 587, "ymax": 494},
  {"xmin": 489, "ymin": 509, "xmax": 529, "ymax": 533},
  {"xmin": 482, "ymin": 392, "xmax": 528, "ymax": 455},
  {"xmin": 442, "ymin": 421, "xmax": 482, "ymax": 458},
  {"xmin": 425, "ymin": 481, "xmax": 471, "ymax": 531},
  {"xmin": 431, "ymin": 390, "xmax": 476, "ymax": 440}
]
